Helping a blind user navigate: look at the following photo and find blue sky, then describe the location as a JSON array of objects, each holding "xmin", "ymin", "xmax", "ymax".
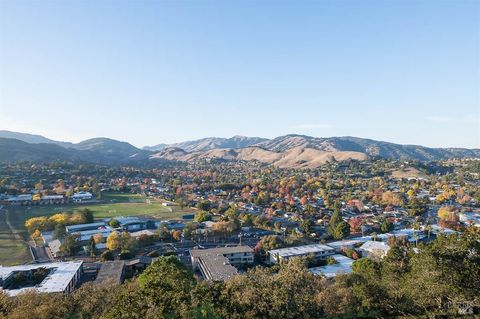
[{"xmin": 0, "ymin": 0, "xmax": 478, "ymax": 148}]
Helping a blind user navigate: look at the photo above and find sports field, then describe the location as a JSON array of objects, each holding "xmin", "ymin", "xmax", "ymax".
[
  {"xmin": 0, "ymin": 193, "xmax": 196, "ymax": 265},
  {"xmin": 0, "ymin": 208, "xmax": 31, "ymax": 266}
]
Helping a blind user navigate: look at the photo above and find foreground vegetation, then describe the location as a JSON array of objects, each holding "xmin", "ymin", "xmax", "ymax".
[{"xmin": 0, "ymin": 232, "xmax": 478, "ymax": 319}]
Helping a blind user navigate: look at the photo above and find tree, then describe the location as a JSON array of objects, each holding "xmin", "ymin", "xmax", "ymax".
[
  {"xmin": 257, "ymin": 235, "xmax": 282, "ymax": 254},
  {"xmin": 328, "ymin": 207, "xmax": 342, "ymax": 237},
  {"xmin": 108, "ymin": 218, "xmax": 120, "ymax": 228},
  {"xmin": 157, "ymin": 224, "xmax": 171, "ymax": 241},
  {"xmin": 183, "ymin": 222, "xmax": 197, "ymax": 240},
  {"xmin": 53, "ymin": 224, "xmax": 66, "ymax": 240},
  {"xmin": 120, "ymin": 232, "xmax": 135, "ymax": 251},
  {"xmin": 437, "ymin": 206, "xmax": 454, "ymax": 221},
  {"xmin": 349, "ymin": 217, "xmax": 363, "ymax": 233},
  {"xmin": 194, "ymin": 210, "xmax": 212, "ymax": 223},
  {"xmin": 300, "ymin": 219, "xmax": 314, "ymax": 235},
  {"xmin": 119, "ymin": 250, "xmax": 134, "ymax": 260},
  {"xmin": 35, "ymin": 181, "xmax": 44, "ymax": 191},
  {"xmin": 106, "ymin": 231, "xmax": 121, "ymax": 251},
  {"xmin": 49, "ymin": 213, "xmax": 69, "ymax": 225},
  {"xmin": 93, "ymin": 233, "xmax": 104, "ymax": 244},
  {"xmin": 380, "ymin": 219, "xmax": 394, "ymax": 233},
  {"xmin": 381, "ymin": 191, "xmax": 405, "ymax": 206},
  {"xmin": 172, "ymin": 230, "xmax": 182, "ymax": 241},
  {"xmin": 32, "ymin": 229, "xmax": 42, "ymax": 241},
  {"xmin": 212, "ymin": 221, "xmax": 234, "ymax": 240},
  {"xmin": 65, "ymin": 187, "xmax": 74, "ymax": 197},
  {"xmin": 60, "ymin": 235, "xmax": 79, "ymax": 256},
  {"xmin": 82, "ymin": 209, "xmax": 94, "ymax": 223},
  {"xmin": 352, "ymin": 257, "xmax": 380, "ymax": 277},
  {"xmin": 25, "ymin": 217, "xmax": 51, "ymax": 233},
  {"xmin": 86, "ymin": 236, "xmax": 97, "ymax": 257},
  {"xmin": 196, "ymin": 200, "xmax": 211, "ymax": 211},
  {"xmin": 116, "ymin": 256, "xmax": 196, "ymax": 318},
  {"xmin": 327, "ymin": 256, "xmax": 338, "ymax": 265},
  {"xmin": 100, "ymin": 250, "xmax": 114, "ymax": 261},
  {"xmin": 332, "ymin": 221, "xmax": 350, "ymax": 239}
]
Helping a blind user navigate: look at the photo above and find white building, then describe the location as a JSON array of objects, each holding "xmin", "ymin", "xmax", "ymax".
[
  {"xmin": 76, "ymin": 227, "xmax": 113, "ymax": 242},
  {"xmin": 459, "ymin": 212, "xmax": 480, "ymax": 227},
  {"xmin": 66, "ymin": 222, "xmax": 113, "ymax": 242},
  {"xmin": 268, "ymin": 244, "xmax": 335, "ymax": 264},
  {"xmin": 71, "ymin": 191, "xmax": 93, "ymax": 202},
  {"xmin": 7, "ymin": 194, "xmax": 32, "ymax": 204},
  {"xmin": 359, "ymin": 241, "xmax": 390, "ymax": 259},
  {"xmin": 0, "ymin": 261, "xmax": 83, "ymax": 296}
]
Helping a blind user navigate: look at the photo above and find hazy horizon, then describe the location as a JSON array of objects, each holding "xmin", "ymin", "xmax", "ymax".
[{"xmin": 0, "ymin": 1, "xmax": 479, "ymax": 148}]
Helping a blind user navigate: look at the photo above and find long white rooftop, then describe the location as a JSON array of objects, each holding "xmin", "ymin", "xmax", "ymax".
[{"xmin": 269, "ymin": 244, "xmax": 334, "ymax": 258}]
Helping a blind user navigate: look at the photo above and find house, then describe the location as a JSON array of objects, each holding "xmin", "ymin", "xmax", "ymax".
[
  {"xmin": 390, "ymin": 228, "xmax": 427, "ymax": 243},
  {"xmin": 268, "ymin": 244, "xmax": 335, "ymax": 264},
  {"xmin": 359, "ymin": 241, "xmax": 390, "ymax": 259},
  {"xmin": 0, "ymin": 261, "xmax": 83, "ymax": 296},
  {"xmin": 190, "ymin": 246, "xmax": 254, "ymax": 281}
]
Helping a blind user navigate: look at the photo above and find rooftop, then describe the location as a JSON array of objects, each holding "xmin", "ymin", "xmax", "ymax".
[
  {"xmin": 326, "ymin": 239, "xmax": 367, "ymax": 249},
  {"xmin": 110, "ymin": 216, "xmax": 146, "ymax": 225},
  {"xmin": 268, "ymin": 244, "xmax": 334, "ymax": 258},
  {"xmin": 190, "ymin": 246, "xmax": 253, "ymax": 257},
  {"xmin": 95, "ymin": 261, "xmax": 125, "ymax": 285},
  {"xmin": 197, "ymin": 253, "xmax": 238, "ymax": 281},
  {"xmin": 309, "ymin": 254, "xmax": 355, "ymax": 278},
  {"xmin": 190, "ymin": 246, "xmax": 253, "ymax": 281},
  {"xmin": 0, "ymin": 261, "xmax": 83, "ymax": 296},
  {"xmin": 359, "ymin": 241, "xmax": 390, "ymax": 252},
  {"xmin": 66, "ymin": 222, "xmax": 106, "ymax": 233}
]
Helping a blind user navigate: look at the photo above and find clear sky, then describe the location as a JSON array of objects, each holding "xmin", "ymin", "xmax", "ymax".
[{"xmin": 0, "ymin": 0, "xmax": 479, "ymax": 148}]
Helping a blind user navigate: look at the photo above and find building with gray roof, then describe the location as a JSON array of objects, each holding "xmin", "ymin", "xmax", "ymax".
[{"xmin": 190, "ymin": 246, "xmax": 254, "ymax": 281}]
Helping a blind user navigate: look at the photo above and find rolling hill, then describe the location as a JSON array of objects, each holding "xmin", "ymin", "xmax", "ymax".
[
  {"xmin": 144, "ymin": 135, "xmax": 268, "ymax": 152},
  {"xmin": 0, "ymin": 130, "xmax": 73, "ymax": 148},
  {"xmin": 0, "ymin": 131, "xmax": 478, "ymax": 167}
]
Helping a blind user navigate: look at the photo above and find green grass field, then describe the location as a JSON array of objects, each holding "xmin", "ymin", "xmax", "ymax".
[
  {"xmin": 0, "ymin": 210, "xmax": 31, "ymax": 266},
  {"xmin": 11, "ymin": 193, "xmax": 195, "ymax": 226},
  {"xmin": 0, "ymin": 193, "xmax": 196, "ymax": 266}
]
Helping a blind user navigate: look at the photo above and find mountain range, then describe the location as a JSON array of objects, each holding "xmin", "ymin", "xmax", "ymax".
[{"xmin": 0, "ymin": 130, "xmax": 479, "ymax": 168}]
